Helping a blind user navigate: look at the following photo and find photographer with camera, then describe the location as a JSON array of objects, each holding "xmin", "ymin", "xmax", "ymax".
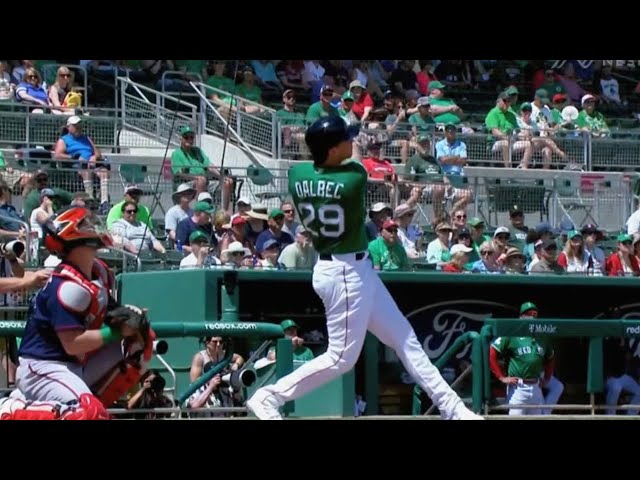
[
  {"xmin": 127, "ymin": 369, "xmax": 173, "ymax": 419},
  {"xmin": 179, "ymin": 231, "xmax": 221, "ymax": 269}
]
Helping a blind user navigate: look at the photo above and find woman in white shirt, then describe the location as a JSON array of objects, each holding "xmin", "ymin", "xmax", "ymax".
[{"xmin": 556, "ymin": 231, "xmax": 593, "ymax": 274}]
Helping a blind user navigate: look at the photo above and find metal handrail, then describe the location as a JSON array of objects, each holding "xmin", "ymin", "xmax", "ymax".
[{"xmin": 189, "ymin": 81, "xmax": 268, "ymax": 170}]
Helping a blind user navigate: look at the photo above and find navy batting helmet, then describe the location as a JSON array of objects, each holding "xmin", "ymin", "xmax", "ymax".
[{"xmin": 304, "ymin": 117, "xmax": 360, "ymax": 165}]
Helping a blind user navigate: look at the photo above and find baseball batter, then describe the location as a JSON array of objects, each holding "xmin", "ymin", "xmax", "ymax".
[
  {"xmin": 246, "ymin": 116, "xmax": 482, "ymax": 420},
  {"xmin": 0, "ymin": 207, "xmax": 154, "ymax": 420},
  {"xmin": 489, "ymin": 302, "xmax": 555, "ymax": 415}
]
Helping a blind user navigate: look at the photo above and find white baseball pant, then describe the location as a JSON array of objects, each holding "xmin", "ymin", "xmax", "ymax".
[
  {"xmin": 252, "ymin": 252, "xmax": 469, "ymax": 419},
  {"xmin": 13, "ymin": 342, "xmax": 125, "ymax": 405},
  {"xmin": 506, "ymin": 380, "xmax": 544, "ymax": 415}
]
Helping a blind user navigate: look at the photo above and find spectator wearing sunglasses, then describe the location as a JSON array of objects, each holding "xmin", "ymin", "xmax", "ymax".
[
  {"xmin": 471, "ymin": 241, "xmax": 504, "ymax": 274},
  {"xmin": 110, "ymin": 201, "xmax": 166, "ymax": 255},
  {"xmin": 606, "ymin": 234, "xmax": 640, "ymax": 277},
  {"xmin": 48, "ymin": 66, "xmax": 75, "ymax": 115},
  {"xmin": 280, "ymin": 201, "xmax": 299, "ymax": 238},
  {"xmin": 14, "ymin": 68, "xmax": 49, "ymax": 112},
  {"xmin": 368, "ymin": 219, "xmax": 409, "ymax": 271}
]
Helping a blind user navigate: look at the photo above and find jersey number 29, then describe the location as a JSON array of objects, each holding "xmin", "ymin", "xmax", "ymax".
[{"xmin": 298, "ymin": 203, "xmax": 345, "ymax": 238}]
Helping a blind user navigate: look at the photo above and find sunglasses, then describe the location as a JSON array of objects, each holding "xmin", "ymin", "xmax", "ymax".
[
  {"xmin": 124, "ymin": 209, "xmax": 138, "ymax": 214},
  {"xmin": 496, "ymin": 234, "xmax": 509, "ymax": 240},
  {"xmin": 322, "ymin": 91, "xmax": 334, "ymax": 97},
  {"xmin": 455, "ymin": 214, "xmax": 467, "ymax": 219},
  {"xmin": 59, "ymin": 73, "xmax": 71, "ymax": 78},
  {"xmin": 481, "ymin": 250, "xmax": 494, "ymax": 255},
  {"xmin": 283, "ymin": 209, "xmax": 294, "ymax": 214},
  {"xmin": 385, "ymin": 228, "xmax": 398, "ymax": 234},
  {"xmin": 183, "ymin": 134, "xmax": 195, "ymax": 139}
]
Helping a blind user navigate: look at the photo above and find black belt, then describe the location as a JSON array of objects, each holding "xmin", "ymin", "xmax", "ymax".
[
  {"xmin": 320, "ymin": 252, "xmax": 366, "ymax": 261},
  {"xmin": 521, "ymin": 378, "xmax": 540, "ymax": 384}
]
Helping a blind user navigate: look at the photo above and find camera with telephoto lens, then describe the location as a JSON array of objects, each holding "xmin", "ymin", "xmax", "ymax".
[{"xmin": 0, "ymin": 240, "xmax": 25, "ymax": 258}]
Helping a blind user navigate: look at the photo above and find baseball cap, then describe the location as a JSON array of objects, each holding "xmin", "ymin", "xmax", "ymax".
[
  {"xmin": 505, "ymin": 247, "xmax": 523, "ymax": 258},
  {"xmin": 618, "ymin": 233, "xmax": 633, "ymax": 243},
  {"xmin": 280, "ymin": 319, "xmax": 299, "ymax": 330},
  {"xmin": 444, "ymin": 123, "xmax": 456, "ymax": 132},
  {"xmin": 468, "ymin": 217, "xmax": 485, "ymax": 228},
  {"xmin": 582, "ymin": 94, "xmax": 597, "ymax": 105},
  {"xmin": 450, "ymin": 244, "xmax": 472, "ymax": 255},
  {"xmin": 262, "ymin": 238, "xmax": 281, "ymax": 251},
  {"xmin": 541, "ymin": 239, "xmax": 557, "ymax": 250},
  {"xmin": 67, "ymin": 115, "xmax": 82, "ymax": 126},
  {"xmin": 509, "ymin": 205, "xmax": 523, "ymax": 216},
  {"xmin": 581, "ymin": 223, "xmax": 602, "ymax": 235},
  {"xmin": 231, "ymin": 216, "xmax": 247, "ymax": 226},
  {"xmin": 568, "ymin": 230, "xmax": 583, "ymax": 240},
  {"xmin": 125, "ymin": 185, "xmax": 143, "ymax": 195},
  {"xmin": 520, "ymin": 102, "xmax": 532, "ymax": 112},
  {"xmin": 179, "ymin": 125, "xmax": 195, "ymax": 136},
  {"xmin": 383, "ymin": 219, "xmax": 399, "ymax": 230},
  {"xmin": 320, "ymin": 84, "xmax": 334, "ymax": 94},
  {"xmin": 552, "ymin": 93, "xmax": 567, "ymax": 103},
  {"xmin": 535, "ymin": 88, "xmax": 550, "ymax": 102},
  {"xmin": 493, "ymin": 226, "xmax": 510, "ymax": 237},
  {"xmin": 194, "ymin": 201, "xmax": 215, "ymax": 214},
  {"xmin": 505, "ymin": 86, "xmax": 519, "ymax": 96},
  {"xmin": 417, "ymin": 134, "xmax": 430, "ymax": 143},
  {"xmin": 498, "ymin": 91, "xmax": 511, "ymax": 101},
  {"xmin": 520, "ymin": 301, "xmax": 538, "ymax": 315},
  {"xmin": 236, "ymin": 196, "xmax": 251, "ymax": 206},
  {"xmin": 269, "ymin": 208, "xmax": 285, "ymax": 219},
  {"xmin": 535, "ymin": 222, "xmax": 555, "ymax": 235},
  {"xmin": 198, "ymin": 192, "xmax": 213, "ymax": 203},
  {"xmin": 349, "ymin": 80, "xmax": 365, "ymax": 90},
  {"xmin": 189, "ymin": 230, "xmax": 210, "ymax": 244},
  {"xmin": 295, "ymin": 224, "xmax": 309, "ymax": 235},
  {"xmin": 342, "ymin": 90, "xmax": 354, "ymax": 101},
  {"xmin": 457, "ymin": 227, "xmax": 471, "ymax": 238},
  {"xmin": 428, "ymin": 80, "xmax": 445, "ymax": 91},
  {"xmin": 370, "ymin": 202, "xmax": 391, "ymax": 214},
  {"xmin": 40, "ymin": 188, "xmax": 57, "ymax": 199},
  {"xmin": 283, "ymin": 89, "xmax": 295, "ymax": 99},
  {"xmin": 417, "ymin": 96, "xmax": 431, "ymax": 107}
]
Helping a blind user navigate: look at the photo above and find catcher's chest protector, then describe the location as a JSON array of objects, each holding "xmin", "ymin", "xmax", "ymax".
[{"xmin": 55, "ymin": 263, "xmax": 110, "ymax": 330}]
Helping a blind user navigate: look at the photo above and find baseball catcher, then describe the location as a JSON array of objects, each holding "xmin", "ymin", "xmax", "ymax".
[{"xmin": 0, "ymin": 207, "xmax": 155, "ymax": 420}]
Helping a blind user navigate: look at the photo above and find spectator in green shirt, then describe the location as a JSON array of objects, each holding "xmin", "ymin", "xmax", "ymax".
[
  {"xmin": 576, "ymin": 94, "xmax": 610, "ymax": 137},
  {"xmin": 266, "ymin": 319, "xmax": 315, "ymax": 364},
  {"xmin": 170, "ymin": 125, "xmax": 233, "ymax": 211},
  {"xmin": 305, "ymin": 85, "xmax": 340, "ymax": 124},
  {"xmin": 368, "ymin": 219, "xmax": 410, "ymax": 271}
]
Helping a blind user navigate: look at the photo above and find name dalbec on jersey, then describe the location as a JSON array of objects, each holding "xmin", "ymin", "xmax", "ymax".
[{"xmin": 294, "ymin": 180, "xmax": 344, "ymax": 199}]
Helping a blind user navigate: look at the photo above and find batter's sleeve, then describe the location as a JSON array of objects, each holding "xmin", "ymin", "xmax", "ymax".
[{"xmin": 48, "ymin": 281, "xmax": 89, "ymax": 332}]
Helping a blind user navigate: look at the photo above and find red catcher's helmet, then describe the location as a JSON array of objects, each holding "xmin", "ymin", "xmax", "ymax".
[{"xmin": 43, "ymin": 207, "xmax": 113, "ymax": 256}]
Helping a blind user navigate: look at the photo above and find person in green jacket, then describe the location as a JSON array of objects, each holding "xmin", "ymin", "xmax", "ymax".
[{"xmin": 23, "ymin": 170, "xmax": 73, "ymax": 220}]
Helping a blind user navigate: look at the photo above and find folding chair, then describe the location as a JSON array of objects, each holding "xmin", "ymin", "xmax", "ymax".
[
  {"xmin": 485, "ymin": 178, "xmax": 551, "ymax": 227},
  {"xmin": 553, "ymin": 173, "xmax": 598, "ymax": 229},
  {"xmin": 236, "ymin": 165, "xmax": 289, "ymax": 209}
]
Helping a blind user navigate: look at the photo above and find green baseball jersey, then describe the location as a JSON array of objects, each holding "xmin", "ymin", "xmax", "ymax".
[
  {"xmin": 288, "ymin": 160, "xmax": 368, "ymax": 255},
  {"xmin": 429, "ymin": 97, "xmax": 461, "ymax": 125},
  {"xmin": 491, "ymin": 336, "xmax": 553, "ymax": 379}
]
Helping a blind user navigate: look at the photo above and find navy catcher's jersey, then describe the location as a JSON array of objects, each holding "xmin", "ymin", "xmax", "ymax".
[{"xmin": 19, "ymin": 276, "xmax": 89, "ymax": 363}]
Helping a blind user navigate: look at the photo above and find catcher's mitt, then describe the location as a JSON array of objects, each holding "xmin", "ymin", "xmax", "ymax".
[{"xmin": 105, "ymin": 305, "xmax": 150, "ymax": 339}]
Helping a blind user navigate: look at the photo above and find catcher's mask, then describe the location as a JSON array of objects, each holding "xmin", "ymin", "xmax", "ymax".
[{"xmin": 43, "ymin": 207, "xmax": 113, "ymax": 256}]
